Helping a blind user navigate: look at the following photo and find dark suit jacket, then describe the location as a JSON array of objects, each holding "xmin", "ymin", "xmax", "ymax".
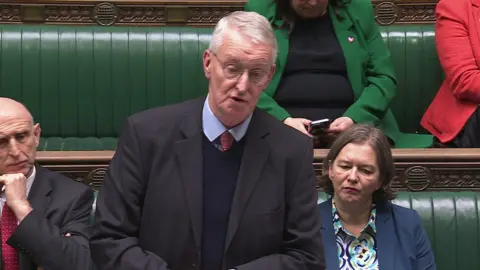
[
  {"xmin": 318, "ymin": 198, "xmax": 436, "ymax": 270},
  {"xmin": 3, "ymin": 165, "xmax": 94, "ymax": 270},
  {"xmin": 90, "ymin": 97, "xmax": 325, "ymax": 270}
]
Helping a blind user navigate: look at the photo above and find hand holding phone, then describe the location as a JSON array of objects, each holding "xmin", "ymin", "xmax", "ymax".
[{"xmin": 309, "ymin": 118, "xmax": 331, "ymax": 134}]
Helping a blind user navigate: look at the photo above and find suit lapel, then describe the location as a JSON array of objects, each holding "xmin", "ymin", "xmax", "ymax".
[
  {"xmin": 224, "ymin": 110, "xmax": 270, "ymax": 252},
  {"xmin": 20, "ymin": 165, "xmax": 53, "ymax": 270},
  {"xmin": 319, "ymin": 199, "xmax": 340, "ymax": 270},
  {"xmin": 375, "ymin": 202, "xmax": 394, "ymax": 270},
  {"xmin": 175, "ymin": 101, "xmax": 204, "ymax": 251},
  {"xmin": 27, "ymin": 165, "xmax": 52, "ymax": 221}
]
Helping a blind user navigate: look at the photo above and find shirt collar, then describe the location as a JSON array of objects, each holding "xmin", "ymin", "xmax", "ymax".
[
  {"xmin": 202, "ymin": 95, "xmax": 252, "ymax": 142},
  {"xmin": 1, "ymin": 165, "xmax": 36, "ymax": 197},
  {"xmin": 332, "ymin": 198, "xmax": 377, "ymax": 235}
]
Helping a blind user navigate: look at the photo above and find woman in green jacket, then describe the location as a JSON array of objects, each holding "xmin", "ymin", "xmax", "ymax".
[{"xmin": 245, "ymin": 0, "xmax": 433, "ymax": 148}]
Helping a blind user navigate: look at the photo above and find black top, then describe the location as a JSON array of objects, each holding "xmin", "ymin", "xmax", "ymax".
[
  {"xmin": 274, "ymin": 11, "xmax": 354, "ymax": 121},
  {"xmin": 201, "ymin": 135, "xmax": 244, "ymax": 270}
]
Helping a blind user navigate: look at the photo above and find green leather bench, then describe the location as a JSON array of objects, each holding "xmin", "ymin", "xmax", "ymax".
[
  {"xmin": 89, "ymin": 191, "xmax": 480, "ymax": 269},
  {"xmin": 0, "ymin": 24, "xmax": 442, "ymax": 150}
]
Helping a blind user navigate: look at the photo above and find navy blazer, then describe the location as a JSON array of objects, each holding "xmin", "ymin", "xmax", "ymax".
[{"xmin": 318, "ymin": 198, "xmax": 436, "ymax": 270}]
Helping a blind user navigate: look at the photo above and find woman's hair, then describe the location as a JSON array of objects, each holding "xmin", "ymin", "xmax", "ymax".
[
  {"xmin": 274, "ymin": 0, "xmax": 351, "ymax": 23},
  {"xmin": 317, "ymin": 124, "xmax": 397, "ymax": 203}
]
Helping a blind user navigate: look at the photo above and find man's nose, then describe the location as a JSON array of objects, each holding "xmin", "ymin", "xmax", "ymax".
[
  {"xmin": 8, "ymin": 139, "xmax": 21, "ymax": 157},
  {"xmin": 236, "ymin": 71, "xmax": 249, "ymax": 93}
]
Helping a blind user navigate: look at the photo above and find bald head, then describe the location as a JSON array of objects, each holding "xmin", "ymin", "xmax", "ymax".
[
  {"xmin": 0, "ymin": 98, "xmax": 34, "ymax": 125},
  {"xmin": 0, "ymin": 97, "xmax": 40, "ymax": 176}
]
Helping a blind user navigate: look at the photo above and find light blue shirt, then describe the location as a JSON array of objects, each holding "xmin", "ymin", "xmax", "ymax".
[{"xmin": 202, "ymin": 96, "xmax": 252, "ymax": 143}]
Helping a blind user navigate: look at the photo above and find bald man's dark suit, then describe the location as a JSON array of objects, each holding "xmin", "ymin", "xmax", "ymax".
[
  {"xmin": 90, "ymin": 97, "xmax": 325, "ymax": 270},
  {"xmin": 0, "ymin": 165, "xmax": 94, "ymax": 270}
]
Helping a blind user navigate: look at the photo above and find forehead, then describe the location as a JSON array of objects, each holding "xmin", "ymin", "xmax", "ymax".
[
  {"xmin": 336, "ymin": 143, "xmax": 377, "ymax": 166},
  {"xmin": 0, "ymin": 117, "xmax": 32, "ymax": 137},
  {"xmin": 218, "ymin": 31, "xmax": 272, "ymax": 61}
]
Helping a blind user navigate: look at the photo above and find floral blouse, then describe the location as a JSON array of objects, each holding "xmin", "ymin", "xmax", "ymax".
[{"xmin": 332, "ymin": 200, "xmax": 379, "ymax": 270}]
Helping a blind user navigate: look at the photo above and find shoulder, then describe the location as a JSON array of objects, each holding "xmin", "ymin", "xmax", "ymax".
[
  {"xmin": 338, "ymin": 0, "xmax": 376, "ymax": 34},
  {"xmin": 436, "ymin": 0, "xmax": 471, "ymax": 23},
  {"xmin": 119, "ymin": 97, "xmax": 204, "ymax": 144},
  {"xmin": 317, "ymin": 198, "xmax": 333, "ymax": 216},
  {"xmin": 437, "ymin": 0, "xmax": 470, "ymax": 15},
  {"xmin": 245, "ymin": 0, "xmax": 276, "ymax": 20},
  {"xmin": 37, "ymin": 166, "xmax": 93, "ymax": 202},
  {"xmin": 254, "ymin": 108, "xmax": 313, "ymax": 158},
  {"xmin": 129, "ymin": 97, "xmax": 204, "ymax": 128},
  {"xmin": 343, "ymin": 0, "xmax": 375, "ymax": 16},
  {"xmin": 386, "ymin": 203, "xmax": 424, "ymax": 231}
]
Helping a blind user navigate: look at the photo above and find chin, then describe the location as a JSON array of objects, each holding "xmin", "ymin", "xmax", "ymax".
[
  {"xmin": 339, "ymin": 193, "xmax": 362, "ymax": 203},
  {"xmin": 223, "ymin": 107, "xmax": 250, "ymax": 121}
]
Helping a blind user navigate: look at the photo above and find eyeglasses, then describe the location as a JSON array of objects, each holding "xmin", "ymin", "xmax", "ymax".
[{"xmin": 210, "ymin": 51, "xmax": 271, "ymax": 87}]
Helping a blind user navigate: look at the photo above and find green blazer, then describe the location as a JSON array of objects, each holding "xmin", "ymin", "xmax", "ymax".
[{"xmin": 245, "ymin": 0, "xmax": 433, "ymax": 148}]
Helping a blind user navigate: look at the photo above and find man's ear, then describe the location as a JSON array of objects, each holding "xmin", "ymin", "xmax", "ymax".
[
  {"xmin": 267, "ymin": 64, "xmax": 276, "ymax": 82},
  {"xmin": 203, "ymin": 50, "xmax": 213, "ymax": 80},
  {"xmin": 33, "ymin": 123, "xmax": 41, "ymax": 147}
]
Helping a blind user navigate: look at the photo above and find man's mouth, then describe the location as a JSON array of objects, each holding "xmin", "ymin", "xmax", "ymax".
[
  {"xmin": 231, "ymin": 97, "xmax": 245, "ymax": 103},
  {"xmin": 8, "ymin": 161, "xmax": 26, "ymax": 167}
]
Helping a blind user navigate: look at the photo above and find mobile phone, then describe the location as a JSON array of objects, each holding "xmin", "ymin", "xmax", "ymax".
[
  {"xmin": 310, "ymin": 118, "xmax": 331, "ymax": 134},
  {"xmin": 310, "ymin": 118, "xmax": 331, "ymax": 129}
]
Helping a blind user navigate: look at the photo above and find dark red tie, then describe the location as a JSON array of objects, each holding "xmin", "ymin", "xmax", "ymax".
[
  {"xmin": 219, "ymin": 131, "xmax": 234, "ymax": 152},
  {"xmin": 2, "ymin": 204, "xmax": 19, "ymax": 270}
]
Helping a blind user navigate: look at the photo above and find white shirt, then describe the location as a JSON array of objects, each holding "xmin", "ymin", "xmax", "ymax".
[
  {"xmin": 202, "ymin": 96, "xmax": 252, "ymax": 143},
  {"xmin": 0, "ymin": 166, "xmax": 36, "ymax": 217}
]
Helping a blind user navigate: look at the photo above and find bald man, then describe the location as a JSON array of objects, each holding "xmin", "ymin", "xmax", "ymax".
[{"xmin": 0, "ymin": 97, "xmax": 93, "ymax": 270}]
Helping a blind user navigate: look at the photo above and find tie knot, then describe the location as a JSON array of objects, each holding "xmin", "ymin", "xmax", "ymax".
[{"xmin": 219, "ymin": 131, "xmax": 234, "ymax": 152}]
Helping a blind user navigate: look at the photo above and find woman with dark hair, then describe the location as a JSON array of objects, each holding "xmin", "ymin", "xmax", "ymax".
[
  {"xmin": 245, "ymin": 0, "xmax": 433, "ymax": 148},
  {"xmin": 317, "ymin": 124, "xmax": 436, "ymax": 269}
]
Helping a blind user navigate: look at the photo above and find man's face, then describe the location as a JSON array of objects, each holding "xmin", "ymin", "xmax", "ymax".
[
  {"xmin": 0, "ymin": 115, "xmax": 40, "ymax": 176},
  {"xmin": 203, "ymin": 31, "xmax": 275, "ymax": 127}
]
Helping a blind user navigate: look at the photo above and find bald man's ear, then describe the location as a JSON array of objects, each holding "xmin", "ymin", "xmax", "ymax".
[{"xmin": 33, "ymin": 123, "xmax": 41, "ymax": 147}]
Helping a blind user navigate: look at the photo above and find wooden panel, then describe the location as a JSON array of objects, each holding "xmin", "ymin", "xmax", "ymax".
[
  {"xmin": 36, "ymin": 148, "xmax": 480, "ymax": 192},
  {"xmin": 0, "ymin": 0, "xmax": 438, "ymax": 26}
]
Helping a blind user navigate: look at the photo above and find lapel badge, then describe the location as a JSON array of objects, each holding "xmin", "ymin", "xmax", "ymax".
[{"xmin": 348, "ymin": 36, "xmax": 355, "ymax": 43}]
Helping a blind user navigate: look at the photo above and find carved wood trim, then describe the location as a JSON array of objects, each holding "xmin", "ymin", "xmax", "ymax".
[
  {"xmin": 0, "ymin": 1, "xmax": 438, "ymax": 26},
  {"xmin": 37, "ymin": 149, "xmax": 480, "ymax": 192},
  {"xmin": 314, "ymin": 149, "xmax": 480, "ymax": 192}
]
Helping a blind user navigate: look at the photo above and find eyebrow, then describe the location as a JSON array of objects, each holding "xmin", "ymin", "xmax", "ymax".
[
  {"xmin": 222, "ymin": 54, "xmax": 269, "ymax": 66},
  {"xmin": 337, "ymin": 160, "xmax": 376, "ymax": 170},
  {"xmin": 0, "ymin": 129, "xmax": 30, "ymax": 138}
]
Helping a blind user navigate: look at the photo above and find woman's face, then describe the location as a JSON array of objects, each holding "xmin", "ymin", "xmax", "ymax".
[
  {"xmin": 329, "ymin": 143, "xmax": 382, "ymax": 204},
  {"xmin": 290, "ymin": 0, "xmax": 329, "ymax": 19}
]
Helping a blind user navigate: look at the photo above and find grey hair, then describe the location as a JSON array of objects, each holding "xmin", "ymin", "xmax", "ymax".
[{"xmin": 209, "ymin": 11, "xmax": 278, "ymax": 66}]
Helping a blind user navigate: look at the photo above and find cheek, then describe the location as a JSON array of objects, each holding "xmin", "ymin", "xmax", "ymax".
[
  {"xmin": 251, "ymin": 87, "xmax": 263, "ymax": 98},
  {"xmin": 22, "ymin": 143, "xmax": 37, "ymax": 160},
  {"xmin": 361, "ymin": 177, "xmax": 381, "ymax": 193},
  {"xmin": 331, "ymin": 171, "xmax": 346, "ymax": 187}
]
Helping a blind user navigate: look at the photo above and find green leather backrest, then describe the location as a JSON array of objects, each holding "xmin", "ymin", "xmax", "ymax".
[
  {"xmin": 319, "ymin": 191, "xmax": 480, "ymax": 270},
  {"xmin": 0, "ymin": 24, "xmax": 441, "ymax": 137},
  {"xmin": 0, "ymin": 25, "xmax": 211, "ymax": 138},
  {"xmin": 381, "ymin": 25, "xmax": 444, "ymax": 133}
]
